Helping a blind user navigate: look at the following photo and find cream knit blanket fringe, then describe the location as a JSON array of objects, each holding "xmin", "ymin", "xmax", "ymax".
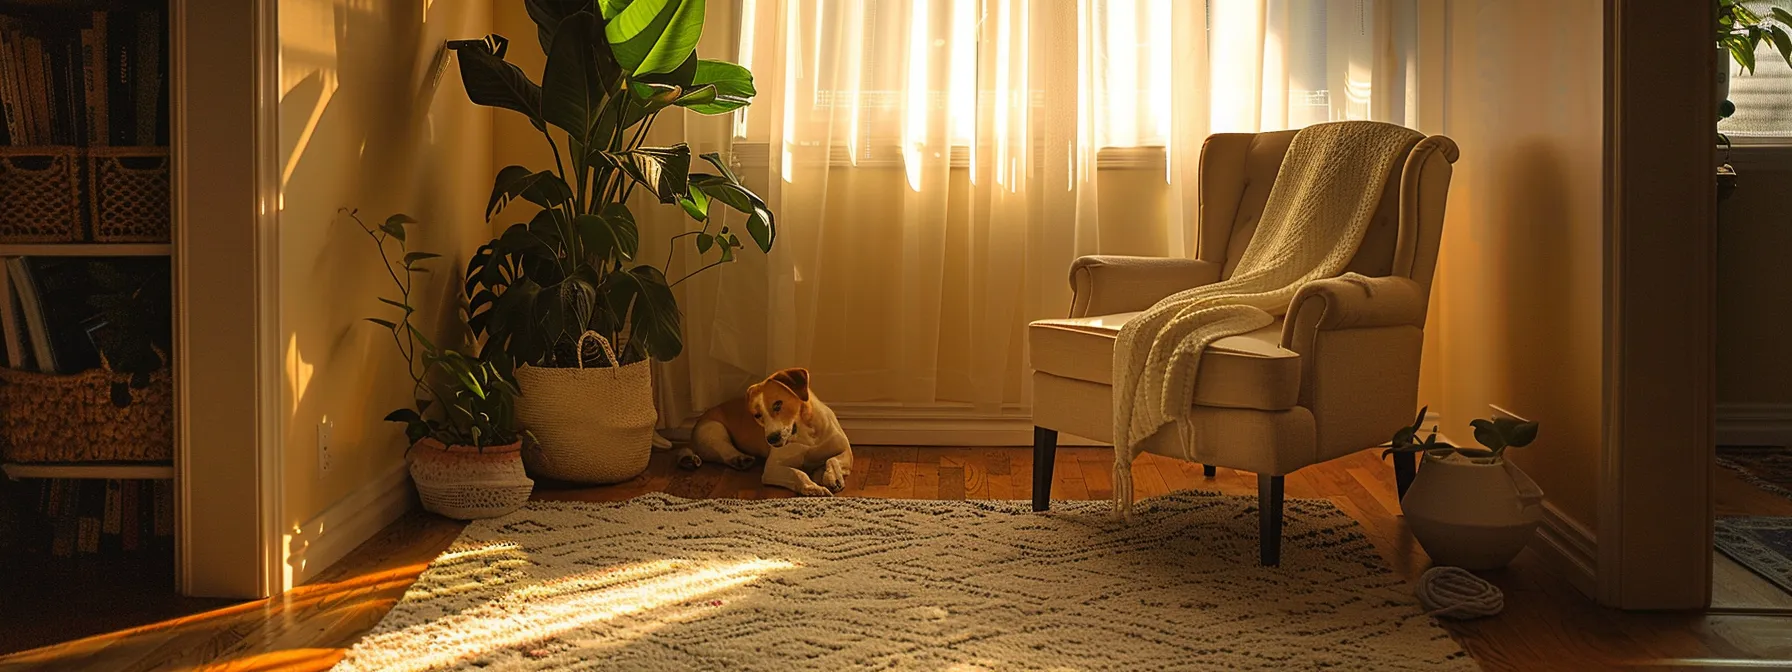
[{"xmin": 1111, "ymin": 121, "xmax": 1423, "ymax": 518}]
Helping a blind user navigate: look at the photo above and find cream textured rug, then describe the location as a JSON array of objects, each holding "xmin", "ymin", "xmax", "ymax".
[{"xmin": 337, "ymin": 493, "xmax": 1475, "ymax": 671}]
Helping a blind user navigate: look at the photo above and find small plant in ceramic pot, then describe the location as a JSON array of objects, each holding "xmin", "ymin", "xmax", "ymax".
[
  {"xmin": 1384, "ymin": 407, "xmax": 1545, "ymax": 570},
  {"xmin": 350, "ymin": 210, "xmax": 534, "ymax": 520}
]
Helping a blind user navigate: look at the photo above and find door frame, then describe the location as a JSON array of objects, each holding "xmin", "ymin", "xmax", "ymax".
[
  {"xmin": 172, "ymin": 0, "xmax": 283, "ymax": 599},
  {"xmin": 1597, "ymin": 0, "xmax": 1716, "ymax": 610}
]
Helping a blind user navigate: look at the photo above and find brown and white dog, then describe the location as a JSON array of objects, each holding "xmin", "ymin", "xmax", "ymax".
[{"xmin": 675, "ymin": 368, "xmax": 852, "ymax": 496}]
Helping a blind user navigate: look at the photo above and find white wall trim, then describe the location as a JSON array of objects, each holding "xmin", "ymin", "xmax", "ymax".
[
  {"xmin": 1532, "ymin": 501, "xmax": 1600, "ymax": 599},
  {"xmin": 283, "ymin": 460, "xmax": 414, "ymax": 589},
  {"xmin": 1716, "ymin": 402, "xmax": 1792, "ymax": 448}
]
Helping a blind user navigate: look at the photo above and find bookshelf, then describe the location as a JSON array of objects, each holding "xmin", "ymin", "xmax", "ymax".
[
  {"xmin": 0, "ymin": 0, "xmax": 175, "ymax": 572},
  {"xmin": 3, "ymin": 460, "xmax": 171, "ymax": 480}
]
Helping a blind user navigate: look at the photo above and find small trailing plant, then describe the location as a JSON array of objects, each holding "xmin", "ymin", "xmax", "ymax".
[
  {"xmin": 350, "ymin": 209, "xmax": 522, "ymax": 450},
  {"xmin": 1381, "ymin": 406, "xmax": 1540, "ymax": 461}
]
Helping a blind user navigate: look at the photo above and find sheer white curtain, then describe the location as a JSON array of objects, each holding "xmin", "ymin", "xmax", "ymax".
[{"xmin": 648, "ymin": 0, "xmax": 1419, "ymax": 426}]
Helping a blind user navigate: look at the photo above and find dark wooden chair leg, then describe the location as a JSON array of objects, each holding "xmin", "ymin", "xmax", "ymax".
[
  {"xmin": 1203, "ymin": 465, "xmax": 1217, "ymax": 478},
  {"xmin": 1032, "ymin": 427, "xmax": 1058, "ymax": 511},
  {"xmin": 1259, "ymin": 474, "xmax": 1284, "ymax": 566},
  {"xmin": 1392, "ymin": 450, "xmax": 1417, "ymax": 501}
]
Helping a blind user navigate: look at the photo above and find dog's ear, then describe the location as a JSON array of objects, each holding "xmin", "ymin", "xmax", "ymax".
[{"xmin": 770, "ymin": 367, "xmax": 810, "ymax": 401}]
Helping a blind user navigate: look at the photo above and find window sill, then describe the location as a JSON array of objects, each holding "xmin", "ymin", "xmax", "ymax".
[{"xmin": 1722, "ymin": 141, "xmax": 1792, "ymax": 172}]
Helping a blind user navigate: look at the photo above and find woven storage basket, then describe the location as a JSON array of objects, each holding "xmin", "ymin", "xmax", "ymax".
[
  {"xmin": 0, "ymin": 147, "xmax": 83, "ymax": 244},
  {"xmin": 408, "ymin": 438, "xmax": 533, "ymax": 520},
  {"xmin": 88, "ymin": 147, "xmax": 171, "ymax": 243},
  {"xmin": 516, "ymin": 332, "xmax": 655, "ymax": 484},
  {"xmin": 0, "ymin": 366, "xmax": 173, "ymax": 462}
]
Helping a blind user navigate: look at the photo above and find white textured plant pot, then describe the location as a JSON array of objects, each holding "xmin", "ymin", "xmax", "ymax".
[
  {"xmin": 408, "ymin": 438, "xmax": 533, "ymax": 520},
  {"xmin": 1401, "ymin": 450, "xmax": 1545, "ymax": 570},
  {"xmin": 514, "ymin": 361, "xmax": 655, "ymax": 484}
]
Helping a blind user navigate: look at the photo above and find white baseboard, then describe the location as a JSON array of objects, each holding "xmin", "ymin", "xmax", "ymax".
[
  {"xmin": 1716, "ymin": 402, "xmax": 1792, "ymax": 447},
  {"xmin": 283, "ymin": 459, "xmax": 414, "ymax": 590},
  {"xmin": 1529, "ymin": 501, "xmax": 1599, "ymax": 599}
]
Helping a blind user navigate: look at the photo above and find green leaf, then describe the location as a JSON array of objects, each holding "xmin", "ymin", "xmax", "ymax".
[
  {"xmin": 377, "ymin": 297, "xmax": 414, "ymax": 313},
  {"xmin": 380, "ymin": 214, "xmax": 418, "ymax": 241},
  {"xmin": 1506, "ymin": 421, "xmax": 1540, "ymax": 448},
  {"xmin": 384, "ymin": 408, "xmax": 423, "ymax": 424},
  {"xmin": 696, "ymin": 232, "xmax": 713, "ymax": 253},
  {"xmin": 541, "ymin": 12, "xmax": 622, "ymax": 139},
  {"xmin": 524, "ymin": 0, "xmax": 592, "ymax": 53},
  {"xmin": 449, "ymin": 35, "xmax": 546, "ymax": 131},
  {"xmin": 599, "ymin": 0, "xmax": 633, "ymax": 20},
  {"xmin": 406, "ymin": 323, "xmax": 439, "ymax": 355},
  {"xmin": 679, "ymin": 184, "xmax": 710, "ymax": 221},
  {"xmin": 607, "ymin": 265, "xmax": 683, "ymax": 361},
  {"xmin": 402, "ymin": 252, "xmax": 442, "ymax": 268},
  {"xmin": 1469, "ymin": 419, "xmax": 1506, "ymax": 452},
  {"xmin": 605, "ymin": 0, "xmax": 707, "ymax": 77},
  {"xmin": 364, "ymin": 317, "xmax": 399, "ymax": 330},
  {"xmin": 678, "ymin": 59, "xmax": 755, "ymax": 114},
  {"xmin": 1769, "ymin": 25, "xmax": 1792, "ymax": 68},
  {"xmin": 697, "ymin": 152, "xmax": 742, "ymax": 185},
  {"xmin": 486, "ymin": 166, "xmax": 574, "ymax": 219},
  {"xmin": 602, "ymin": 144, "xmax": 691, "ymax": 203},
  {"xmin": 575, "ymin": 212, "xmax": 639, "ymax": 263}
]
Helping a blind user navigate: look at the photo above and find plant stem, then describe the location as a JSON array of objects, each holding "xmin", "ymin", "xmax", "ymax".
[{"xmin": 670, "ymin": 257, "xmax": 727, "ymax": 288}]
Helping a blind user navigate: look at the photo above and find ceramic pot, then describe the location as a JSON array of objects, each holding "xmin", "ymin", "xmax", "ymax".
[
  {"xmin": 409, "ymin": 438, "xmax": 533, "ymax": 520},
  {"xmin": 1401, "ymin": 448, "xmax": 1545, "ymax": 570}
]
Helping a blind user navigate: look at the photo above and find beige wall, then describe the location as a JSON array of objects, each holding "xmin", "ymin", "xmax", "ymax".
[
  {"xmin": 1423, "ymin": 0, "xmax": 1606, "ymax": 528},
  {"xmin": 1718, "ymin": 160, "xmax": 1792, "ymax": 407},
  {"xmin": 277, "ymin": 0, "xmax": 493, "ymax": 536}
]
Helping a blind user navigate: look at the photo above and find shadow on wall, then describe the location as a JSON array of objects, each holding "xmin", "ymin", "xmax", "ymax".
[{"xmin": 277, "ymin": 0, "xmax": 492, "ymax": 566}]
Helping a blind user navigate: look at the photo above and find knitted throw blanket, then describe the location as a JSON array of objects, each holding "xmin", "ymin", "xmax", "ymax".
[{"xmin": 1111, "ymin": 121, "xmax": 1423, "ymax": 516}]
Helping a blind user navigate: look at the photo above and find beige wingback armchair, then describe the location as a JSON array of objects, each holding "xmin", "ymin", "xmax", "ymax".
[{"xmin": 1028, "ymin": 125, "xmax": 1459, "ymax": 565}]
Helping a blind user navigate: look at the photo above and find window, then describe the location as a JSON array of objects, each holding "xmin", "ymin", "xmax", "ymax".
[
  {"xmin": 731, "ymin": 0, "xmax": 1418, "ymax": 157},
  {"xmin": 1721, "ymin": 0, "xmax": 1792, "ymax": 139}
]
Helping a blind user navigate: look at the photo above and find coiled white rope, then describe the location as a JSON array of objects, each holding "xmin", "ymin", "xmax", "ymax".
[{"xmin": 1415, "ymin": 566, "xmax": 1504, "ymax": 620}]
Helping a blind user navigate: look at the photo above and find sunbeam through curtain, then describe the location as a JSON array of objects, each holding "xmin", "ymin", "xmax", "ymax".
[{"xmin": 645, "ymin": 0, "xmax": 1421, "ymax": 427}]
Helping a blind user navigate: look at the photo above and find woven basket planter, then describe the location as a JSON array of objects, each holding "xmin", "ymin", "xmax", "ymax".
[
  {"xmin": 409, "ymin": 438, "xmax": 533, "ymax": 520},
  {"xmin": 0, "ymin": 147, "xmax": 84, "ymax": 244},
  {"xmin": 0, "ymin": 366, "xmax": 173, "ymax": 462},
  {"xmin": 87, "ymin": 147, "xmax": 171, "ymax": 243},
  {"xmin": 515, "ymin": 333, "xmax": 655, "ymax": 484}
]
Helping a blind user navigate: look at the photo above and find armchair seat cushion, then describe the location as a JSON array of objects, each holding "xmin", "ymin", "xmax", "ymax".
[{"xmin": 1029, "ymin": 312, "xmax": 1301, "ymax": 411}]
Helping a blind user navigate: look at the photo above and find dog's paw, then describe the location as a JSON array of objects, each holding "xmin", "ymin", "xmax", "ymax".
[
  {"xmin": 818, "ymin": 466, "xmax": 846, "ymax": 493},
  {"xmin": 725, "ymin": 454, "xmax": 758, "ymax": 471},
  {"xmin": 798, "ymin": 483, "xmax": 833, "ymax": 497},
  {"xmin": 676, "ymin": 452, "xmax": 702, "ymax": 470}
]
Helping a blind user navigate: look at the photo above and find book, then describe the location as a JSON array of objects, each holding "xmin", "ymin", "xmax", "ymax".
[
  {"xmin": 103, "ymin": 478, "xmax": 121, "ymax": 535},
  {"xmin": 0, "ymin": 262, "xmax": 22, "ymax": 369},
  {"xmin": 7, "ymin": 258, "xmax": 55, "ymax": 373},
  {"xmin": 88, "ymin": 10, "xmax": 108, "ymax": 147},
  {"xmin": 107, "ymin": 10, "xmax": 135, "ymax": 147},
  {"xmin": 24, "ymin": 36, "xmax": 48, "ymax": 145},
  {"xmin": 77, "ymin": 480, "xmax": 100, "ymax": 554},
  {"xmin": 0, "ymin": 20, "xmax": 15, "ymax": 144},
  {"xmin": 133, "ymin": 10, "xmax": 158, "ymax": 146},
  {"xmin": 120, "ymin": 479, "xmax": 139, "ymax": 551}
]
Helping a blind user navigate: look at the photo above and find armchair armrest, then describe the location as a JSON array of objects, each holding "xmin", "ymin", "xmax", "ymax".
[
  {"xmin": 1068, "ymin": 256, "xmax": 1224, "ymax": 318},
  {"xmin": 1279, "ymin": 274, "xmax": 1427, "ymax": 347}
]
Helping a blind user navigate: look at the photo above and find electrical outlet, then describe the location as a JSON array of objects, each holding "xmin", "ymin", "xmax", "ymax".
[{"xmin": 317, "ymin": 418, "xmax": 334, "ymax": 475}]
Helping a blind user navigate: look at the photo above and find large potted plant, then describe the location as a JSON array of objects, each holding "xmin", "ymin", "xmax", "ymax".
[
  {"xmin": 1716, "ymin": 0, "xmax": 1792, "ymax": 108},
  {"xmin": 1384, "ymin": 408, "xmax": 1544, "ymax": 570},
  {"xmin": 448, "ymin": 0, "xmax": 773, "ymax": 484},
  {"xmin": 352, "ymin": 210, "xmax": 533, "ymax": 520}
]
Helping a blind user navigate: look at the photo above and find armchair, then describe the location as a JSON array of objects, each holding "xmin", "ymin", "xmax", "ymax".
[{"xmin": 1028, "ymin": 127, "xmax": 1459, "ymax": 565}]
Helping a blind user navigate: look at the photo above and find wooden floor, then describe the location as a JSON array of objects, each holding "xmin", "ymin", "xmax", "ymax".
[{"xmin": 5, "ymin": 446, "xmax": 1792, "ymax": 671}]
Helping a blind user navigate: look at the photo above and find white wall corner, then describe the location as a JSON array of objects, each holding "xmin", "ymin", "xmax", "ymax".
[
  {"xmin": 1716, "ymin": 403, "xmax": 1792, "ymax": 448},
  {"xmin": 282, "ymin": 460, "xmax": 414, "ymax": 590}
]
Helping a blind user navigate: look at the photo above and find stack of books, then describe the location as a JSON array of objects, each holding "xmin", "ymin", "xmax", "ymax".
[{"xmin": 0, "ymin": 8, "xmax": 169, "ymax": 147}]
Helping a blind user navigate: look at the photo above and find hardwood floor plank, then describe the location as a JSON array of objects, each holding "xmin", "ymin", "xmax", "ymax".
[{"xmin": 938, "ymin": 466, "xmax": 967, "ymax": 500}]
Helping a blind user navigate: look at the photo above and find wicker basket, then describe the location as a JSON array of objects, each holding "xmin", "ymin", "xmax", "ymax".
[
  {"xmin": 0, "ymin": 366, "xmax": 173, "ymax": 463},
  {"xmin": 409, "ymin": 438, "xmax": 533, "ymax": 520},
  {"xmin": 0, "ymin": 147, "xmax": 84, "ymax": 244},
  {"xmin": 88, "ymin": 147, "xmax": 171, "ymax": 243}
]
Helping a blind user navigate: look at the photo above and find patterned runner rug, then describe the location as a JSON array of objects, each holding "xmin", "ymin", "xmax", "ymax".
[
  {"xmin": 1716, "ymin": 516, "xmax": 1792, "ymax": 595},
  {"xmin": 1718, "ymin": 447, "xmax": 1792, "ymax": 503},
  {"xmin": 337, "ymin": 492, "xmax": 1473, "ymax": 671}
]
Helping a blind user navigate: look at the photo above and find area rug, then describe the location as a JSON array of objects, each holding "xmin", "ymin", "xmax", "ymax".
[
  {"xmin": 336, "ymin": 492, "xmax": 1474, "ymax": 671},
  {"xmin": 1716, "ymin": 516, "xmax": 1792, "ymax": 594},
  {"xmin": 1718, "ymin": 447, "xmax": 1792, "ymax": 502}
]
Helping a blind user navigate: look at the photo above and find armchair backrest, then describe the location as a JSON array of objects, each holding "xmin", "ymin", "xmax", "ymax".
[{"xmin": 1196, "ymin": 125, "xmax": 1460, "ymax": 313}]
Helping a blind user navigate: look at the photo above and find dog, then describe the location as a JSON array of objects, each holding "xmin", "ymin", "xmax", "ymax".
[{"xmin": 675, "ymin": 368, "xmax": 853, "ymax": 497}]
